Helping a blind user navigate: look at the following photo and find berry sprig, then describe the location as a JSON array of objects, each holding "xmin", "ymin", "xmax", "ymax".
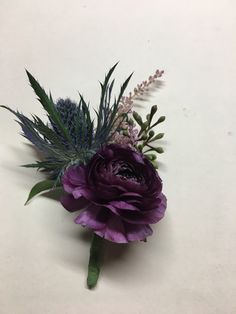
[{"xmin": 132, "ymin": 105, "xmax": 165, "ymax": 168}]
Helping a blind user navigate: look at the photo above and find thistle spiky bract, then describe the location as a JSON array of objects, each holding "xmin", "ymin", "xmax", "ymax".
[{"xmin": 1, "ymin": 64, "xmax": 132, "ymax": 182}]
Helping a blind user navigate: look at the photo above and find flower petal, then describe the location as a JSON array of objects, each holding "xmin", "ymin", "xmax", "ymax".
[
  {"xmin": 109, "ymin": 201, "xmax": 140, "ymax": 211},
  {"xmin": 75, "ymin": 205, "xmax": 108, "ymax": 230},
  {"xmin": 62, "ymin": 165, "xmax": 87, "ymax": 194},
  {"xmin": 68, "ymin": 165, "xmax": 87, "ymax": 185},
  {"xmin": 121, "ymin": 192, "xmax": 143, "ymax": 198},
  {"xmin": 95, "ymin": 214, "xmax": 128, "ymax": 243},
  {"xmin": 121, "ymin": 193, "xmax": 167, "ymax": 224},
  {"xmin": 72, "ymin": 188, "xmax": 83, "ymax": 199},
  {"xmin": 125, "ymin": 223, "xmax": 153, "ymax": 241},
  {"xmin": 60, "ymin": 194, "xmax": 88, "ymax": 212},
  {"xmin": 132, "ymin": 151, "xmax": 145, "ymax": 164}
]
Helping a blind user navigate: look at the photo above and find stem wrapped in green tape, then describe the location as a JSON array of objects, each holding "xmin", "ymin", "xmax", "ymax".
[{"xmin": 87, "ymin": 233, "xmax": 104, "ymax": 289}]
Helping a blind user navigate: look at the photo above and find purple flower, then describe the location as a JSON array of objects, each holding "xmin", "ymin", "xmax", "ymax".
[{"xmin": 61, "ymin": 144, "xmax": 167, "ymax": 243}]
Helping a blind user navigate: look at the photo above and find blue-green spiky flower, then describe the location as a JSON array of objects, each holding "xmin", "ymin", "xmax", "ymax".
[{"xmin": 1, "ymin": 63, "xmax": 132, "ymax": 181}]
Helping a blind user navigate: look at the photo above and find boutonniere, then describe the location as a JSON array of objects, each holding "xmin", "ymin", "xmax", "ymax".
[{"xmin": 1, "ymin": 63, "xmax": 166, "ymax": 289}]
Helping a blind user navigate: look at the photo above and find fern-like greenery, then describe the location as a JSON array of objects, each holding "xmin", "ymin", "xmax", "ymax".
[{"xmin": 1, "ymin": 63, "xmax": 132, "ymax": 182}]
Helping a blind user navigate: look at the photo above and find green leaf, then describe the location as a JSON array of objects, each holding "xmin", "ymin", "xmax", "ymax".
[
  {"xmin": 150, "ymin": 133, "xmax": 164, "ymax": 142},
  {"xmin": 87, "ymin": 233, "xmax": 104, "ymax": 289},
  {"xmin": 132, "ymin": 111, "xmax": 143, "ymax": 126},
  {"xmin": 25, "ymin": 70, "xmax": 73, "ymax": 145},
  {"xmin": 149, "ymin": 105, "xmax": 158, "ymax": 124},
  {"xmin": 0, "ymin": 105, "xmax": 56, "ymax": 155},
  {"xmin": 96, "ymin": 62, "xmax": 119, "ymax": 135},
  {"xmin": 93, "ymin": 64, "xmax": 133, "ymax": 147},
  {"xmin": 151, "ymin": 160, "xmax": 159, "ymax": 169},
  {"xmin": 31, "ymin": 115, "xmax": 67, "ymax": 149},
  {"xmin": 25, "ymin": 179, "xmax": 61, "ymax": 205},
  {"xmin": 107, "ymin": 72, "xmax": 133, "ymax": 132},
  {"xmin": 151, "ymin": 116, "xmax": 166, "ymax": 128},
  {"xmin": 154, "ymin": 147, "xmax": 164, "ymax": 154},
  {"xmin": 115, "ymin": 72, "xmax": 133, "ymax": 106},
  {"xmin": 144, "ymin": 153, "xmax": 157, "ymax": 161}
]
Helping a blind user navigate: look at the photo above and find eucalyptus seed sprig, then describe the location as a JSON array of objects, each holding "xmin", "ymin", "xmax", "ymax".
[
  {"xmin": 132, "ymin": 107, "xmax": 165, "ymax": 169},
  {"xmin": 133, "ymin": 105, "xmax": 165, "ymax": 160}
]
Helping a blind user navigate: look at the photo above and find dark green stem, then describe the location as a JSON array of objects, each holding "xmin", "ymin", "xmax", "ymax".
[{"xmin": 87, "ymin": 233, "xmax": 104, "ymax": 289}]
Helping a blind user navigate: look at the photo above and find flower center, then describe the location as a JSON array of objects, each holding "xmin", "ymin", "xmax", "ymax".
[{"xmin": 111, "ymin": 161, "xmax": 142, "ymax": 183}]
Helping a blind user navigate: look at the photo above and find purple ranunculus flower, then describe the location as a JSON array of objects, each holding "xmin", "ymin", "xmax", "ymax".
[{"xmin": 61, "ymin": 144, "xmax": 167, "ymax": 243}]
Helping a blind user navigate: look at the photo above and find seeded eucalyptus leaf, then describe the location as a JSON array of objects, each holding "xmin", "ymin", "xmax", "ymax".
[
  {"xmin": 25, "ymin": 179, "xmax": 61, "ymax": 205},
  {"xmin": 151, "ymin": 160, "xmax": 159, "ymax": 169},
  {"xmin": 148, "ymin": 130, "xmax": 155, "ymax": 139},
  {"xmin": 147, "ymin": 105, "xmax": 158, "ymax": 126},
  {"xmin": 133, "ymin": 111, "xmax": 143, "ymax": 126},
  {"xmin": 141, "ymin": 134, "xmax": 148, "ymax": 141},
  {"xmin": 150, "ymin": 105, "xmax": 158, "ymax": 117},
  {"xmin": 144, "ymin": 153, "xmax": 157, "ymax": 161},
  {"xmin": 151, "ymin": 116, "xmax": 166, "ymax": 128},
  {"xmin": 137, "ymin": 144, "xmax": 144, "ymax": 152},
  {"xmin": 139, "ymin": 121, "xmax": 148, "ymax": 134},
  {"xmin": 150, "ymin": 133, "xmax": 164, "ymax": 142},
  {"xmin": 155, "ymin": 147, "xmax": 164, "ymax": 154}
]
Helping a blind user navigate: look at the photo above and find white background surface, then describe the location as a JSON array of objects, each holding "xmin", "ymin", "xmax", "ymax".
[{"xmin": 0, "ymin": 1, "xmax": 235, "ymax": 313}]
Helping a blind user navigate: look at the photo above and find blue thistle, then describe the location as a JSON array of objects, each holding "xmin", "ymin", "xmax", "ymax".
[
  {"xmin": 1, "ymin": 63, "xmax": 132, "ymax": 182},
  {"xmin": 50, "ymin": 98, "xmax": 79, "ymax": 147}
]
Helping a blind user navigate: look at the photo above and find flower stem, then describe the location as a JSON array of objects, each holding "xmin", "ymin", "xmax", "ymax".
[{"xmin": 87, "ymin": 233, "xmax": 104, "ymax": 289}]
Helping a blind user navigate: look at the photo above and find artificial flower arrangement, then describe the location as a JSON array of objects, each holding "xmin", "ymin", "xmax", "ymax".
[{"xmin": 1, "ymin": 63, "xmax": 167, "ymax": 288}]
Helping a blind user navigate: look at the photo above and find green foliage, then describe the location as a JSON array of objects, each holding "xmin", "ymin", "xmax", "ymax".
[
  {"xmin": 132, "ymin": 105, "xmax": 166, "ymax": 168},
  {"xmin": 24, "ymin": 179, "xmax": 61, "ymax": 205},
  {"xmin": 1, "ymin": 64, "xmax": 133, "ymax": 182},
  {"xmin": 26, "ymin": 70, "xmax": 73, "ymax": 145},
  {"xmin": 94, "ymin": 63, "xmax": 133, "ymax": 145}
]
